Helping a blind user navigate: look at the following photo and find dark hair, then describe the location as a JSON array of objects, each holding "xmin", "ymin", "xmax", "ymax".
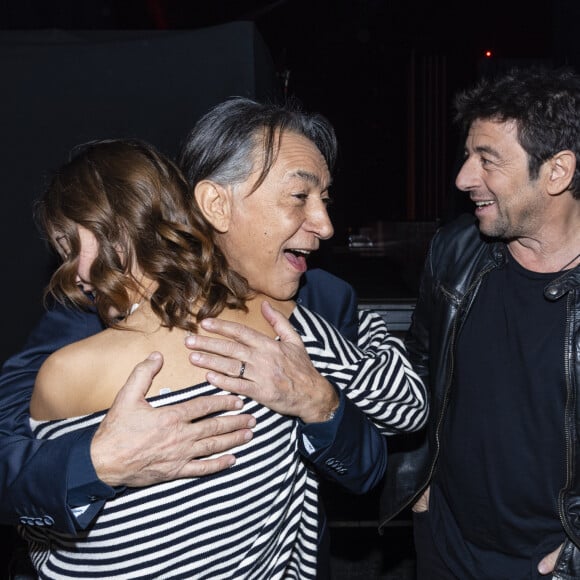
[
  {"xmin": 453, "ymin": 65, "xmax": 580, "ymax": 199},
  {"xmin": 177, "ymin": 96, "xmax": 338, "ymax": 193},
  {"xmin": 35, "ymin": 138, "xmax": 249, "ymax": 330}
]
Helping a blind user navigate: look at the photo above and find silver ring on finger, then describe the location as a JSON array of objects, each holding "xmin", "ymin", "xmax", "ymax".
[{"xmin": 238, "ymin": 360, "xmax": 246, "ymax": 379}]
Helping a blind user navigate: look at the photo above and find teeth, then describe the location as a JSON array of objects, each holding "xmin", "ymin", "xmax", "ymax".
[
  {"xmin": 288, "ymin": 249, "xmax": 310, "ymax": 255},
  {"xmin": 475, "ymin": 201, "xmax": 494, "ymax": 207}
]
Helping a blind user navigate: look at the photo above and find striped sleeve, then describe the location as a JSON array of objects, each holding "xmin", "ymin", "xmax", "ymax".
[{"xmin": 293, "ymin": 306, "xmax": 428, "ymax": 434}]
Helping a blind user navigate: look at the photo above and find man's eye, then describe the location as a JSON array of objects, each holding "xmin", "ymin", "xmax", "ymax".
[{"xmin": 323, "ymin": 197, "xmax": 333, "ymax": 207}]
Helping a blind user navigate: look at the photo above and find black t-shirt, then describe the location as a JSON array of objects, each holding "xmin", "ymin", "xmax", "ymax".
[{"xmin": 430, "ymin": 256, "xmax": 567, "ymax": 579}]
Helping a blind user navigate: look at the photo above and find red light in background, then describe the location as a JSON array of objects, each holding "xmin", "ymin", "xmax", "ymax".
[{"xmin": 484, "ymin": 50, "xmax": 493, "ymax": 58}]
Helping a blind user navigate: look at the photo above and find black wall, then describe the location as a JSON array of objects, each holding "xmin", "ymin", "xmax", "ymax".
[{"xmin": 0, "ymin": 22, "xmax": 279, "ymax": 366}]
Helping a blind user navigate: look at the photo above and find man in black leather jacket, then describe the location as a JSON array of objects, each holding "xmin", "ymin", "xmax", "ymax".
[{"xmin": 379, "ymin": 66, "xmax": 580, "ymax": 578}]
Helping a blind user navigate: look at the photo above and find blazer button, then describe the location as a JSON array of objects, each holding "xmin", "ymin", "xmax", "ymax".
[
  {"xmin": 325, "ymin": 457, "xmax": 347, "ymax": 474},
  {"xmin": 23, "ymin": 515, "xmax": 55, "ymax": 526}
]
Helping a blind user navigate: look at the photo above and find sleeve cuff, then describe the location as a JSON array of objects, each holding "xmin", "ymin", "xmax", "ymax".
[
  {"xmin": 67, "ymin": 427, "xmax": 122, "ymax": 508},
  {"xmin": 298, "ymin": 387, "xmax": 345, "ymax": 454}
]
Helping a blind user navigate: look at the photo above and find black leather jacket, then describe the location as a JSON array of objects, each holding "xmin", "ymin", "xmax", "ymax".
[{"xmin": 378, "ymin": 213, "xmax": 580, "ymax": 577}]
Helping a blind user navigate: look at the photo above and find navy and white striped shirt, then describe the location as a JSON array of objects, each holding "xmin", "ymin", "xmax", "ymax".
[{"xmin": 23, "ymin": 305, "xmax": 426, "ymax": 579}]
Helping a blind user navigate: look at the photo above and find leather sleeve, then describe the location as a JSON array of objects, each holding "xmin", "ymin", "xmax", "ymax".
[{"xmin": 553, "ymin": 537, "xmax": 580, "ymax": 580}]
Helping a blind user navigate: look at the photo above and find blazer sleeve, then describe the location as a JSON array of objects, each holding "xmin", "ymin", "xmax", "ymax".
[
  {"xmin": 296, "ymin": 269, "xmax": 389, "ymax": 492},
  {"xmin": 0, "ymin": 302, "xmax": 113, "ymax": 531},
  {"xmin": 299, "ymin": 387, "xmax": 388, "ymax": 494}
]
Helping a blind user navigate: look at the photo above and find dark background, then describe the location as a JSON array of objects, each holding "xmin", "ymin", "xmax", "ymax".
[
  {"xmin": 0, "ymin": 3, "xmax": 574, "ymax": 361},
  {"xmin": 2, "ymin": 0, "xmax": 578, "ymax": 366},
  {"xmin": 3, "ymin": 0, "xmax": 569, "ymax": 221},
  {"xmin": 1, "ymin": 2, "xmax": 580, "ymax": 578}
]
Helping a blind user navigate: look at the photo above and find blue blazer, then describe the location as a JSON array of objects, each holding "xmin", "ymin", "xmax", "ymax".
[{"xmin": 0, "ymin": 269, "xmax": 386, "ymax": 532}]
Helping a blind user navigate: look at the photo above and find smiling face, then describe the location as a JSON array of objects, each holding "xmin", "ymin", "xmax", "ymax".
[
  {"xmin": 455, "ymin": 118, "xmax": 550, "ymax": 239},
  {"xmin": 217, "ymin": 131, "xmax": 334, "ymax": 300}
]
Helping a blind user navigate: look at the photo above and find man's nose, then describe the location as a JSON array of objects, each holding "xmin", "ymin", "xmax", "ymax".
[
  {"xmin": 307, "ymin": 202, "xmax": 334, "ymax": 240},
  {"xmin": 455, "ymin": 157, "xmax": 479, "ymax": 192}
]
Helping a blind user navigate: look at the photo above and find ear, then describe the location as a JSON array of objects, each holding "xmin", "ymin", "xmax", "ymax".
[
  {"xmin": 193, "ymin": 180, "xmax": 232, "ymax": 233},
  {"xmin": 546, "ymin": 150, "xmax": 576, "ymax": 196}
]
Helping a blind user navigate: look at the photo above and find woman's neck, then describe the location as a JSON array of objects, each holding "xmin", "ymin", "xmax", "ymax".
[{"xmin": 118, "ymin": 293, "xmax": 295, "ymax": 337}]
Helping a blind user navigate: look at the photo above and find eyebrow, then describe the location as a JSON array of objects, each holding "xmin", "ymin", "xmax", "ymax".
[
  {"xmin": 473, "ymin": 144, "xmax": 501, "ymax": 159},
  {"xmin": 291, "ymin": 169, "xmax": 333, "ymax": 189}
]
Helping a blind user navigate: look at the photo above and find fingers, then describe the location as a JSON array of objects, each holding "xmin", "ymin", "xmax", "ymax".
[
  {"xmin": 195, "ymin": 311, "xmax": 301, "ymax": 347},
  {"xmin": 159, "ymin": 395, "xmax": 257, "ymax": 446},
  {"xmin": 538, "ymin": 542, "xmax": 563, "ymax": 575},
  {"xmin": 111, "ymin": 352, "xmax": 164, "ymax": 406},
  {"xmin": 260, "ymin": 301, "xmax": 298, "ymax": 342},
  {"xmin": 185, "ymin": 309, "xmax": 301, "ymax": 378},
  {"xmin": 92, "ymin": 357, "xmax": 257, "ymax": 488},
  {"xmin": 200, "ymin": 371, "xmax": 253, "ymax": 398},
  {"xmin": 124, "ymin": 351, "xmax": 164, "ymax": 394},
  {"xmin": 188, "ymin": 349, "xmax": 248, "ymax": 381},
  {"xmin": 199, "ymin": 317, "xmax": 264, "ymax": 344},
  {"xmin": 181, "ymin": 429, "xmax": 254, "ymax": 477},
  {"xmin": 93, "ymin": 394, "xmax": 256, "ymax": 487},
  {"xmin": 186, "ymin": 333, "xmax": 245, "ymax": 362},
  {"xmin": 182, "ymin": 411, "xmax": 256, "ymax": 475},
  {"xmin": 183, "ymin": 454, "xmax": 238, "ymax": 477},
  {"xmin": 411, "ymin": 486, "xmax": 430, "ymax": 513},
  {"xmin": 126, "ymin": 409, "xmax": 256, "ymax": 485},
  {"xmin": 179, "ymin": 393, "xmax": 247, "ymax": 421},
  {"xmin": 175, "ymin": 422, "xmax": 254, "ymax": 477},
  {"xmin": 185, "ymin": 331, "xmax": 252, "ymax": 378}
]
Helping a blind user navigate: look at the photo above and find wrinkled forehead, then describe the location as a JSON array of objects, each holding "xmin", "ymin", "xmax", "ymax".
[
  {"xmin": 273, "ymin": 131, "xmax": 329, "ymax": 176},
  {"xmin": 465, "ymin": 118, "xmax": 520, "ymax": 149},
  {"xmin": 244, "ymin": 129, "xmax": 330, "ymax": 192}
]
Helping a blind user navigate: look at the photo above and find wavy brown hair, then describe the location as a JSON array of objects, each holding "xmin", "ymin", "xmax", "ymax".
[{"xmin": 35, "ymin": 138, "xmax": 250, "ymax": 332}]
